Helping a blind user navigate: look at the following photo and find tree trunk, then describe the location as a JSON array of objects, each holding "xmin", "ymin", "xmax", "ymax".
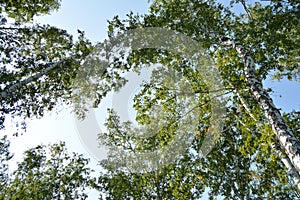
[
  {"xmin": 221, "ymin": 37, "xmax": 300, "ymax": 188},
  {"xmin": 271, "ymin": 143, "xmax": 300, "ymax": 190},
  {"xmin": 0, "ymin": 59, "xmax": 66, "ymax": 100},
  {"xmin": 232, "ymin": 85, "xmax": 300, "ymax": 190}
]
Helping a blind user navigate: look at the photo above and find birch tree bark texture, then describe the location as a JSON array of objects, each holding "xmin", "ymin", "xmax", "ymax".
[{"xmin": 221, "ymin": 37, "xmax": 300, "ymax": 178}]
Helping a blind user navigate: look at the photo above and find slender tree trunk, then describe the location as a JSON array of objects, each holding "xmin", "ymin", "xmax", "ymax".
[
  {"xmin": 232, "ymin": 85, "xmax": 300, "ymax": 190},
  {"xmin": 221, "ymin": 37, "xmax": 300, "ymax": 184},
  {"xmin": 0, "ymin": 59, "xmax": 66, "ymax": 100}
]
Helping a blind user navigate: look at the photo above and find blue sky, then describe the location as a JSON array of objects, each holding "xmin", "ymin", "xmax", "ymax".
[
  {"xmin": 36, "ymin": 0, "xmax": 150, "ymax": 42},
  {"xmin": 2, "ymin": 0, "xmax": 300, "ymax": 199}
]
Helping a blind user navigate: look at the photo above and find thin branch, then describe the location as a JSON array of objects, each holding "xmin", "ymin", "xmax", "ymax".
[{"xmin": 240, "ymin": 0, "xmax": 253, "ymax": 21}]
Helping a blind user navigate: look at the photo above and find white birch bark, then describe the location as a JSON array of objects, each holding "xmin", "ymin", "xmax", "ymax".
[
  {"xmin": 271, "ymin": 143, "xmax": 300, "ymax": 190},
  {"xmin": 230, "ymin": 83, "xmax": 300, "ymax": 190},
  {"xmin": 0, "ymin": 59, "xmax": 66, "ymax": 100},
  {"xmin": 221, "ymin": 37, "xmax": 300, "ymax": 179}
]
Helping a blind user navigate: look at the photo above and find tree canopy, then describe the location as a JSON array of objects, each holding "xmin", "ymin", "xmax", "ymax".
[
  {"xmin": 86, "ymin": 0, "xmax": 300, "ymax": 199},
  {"xmin": 0, "ymin": 0, "xmax": 300, "ymax": 199}
]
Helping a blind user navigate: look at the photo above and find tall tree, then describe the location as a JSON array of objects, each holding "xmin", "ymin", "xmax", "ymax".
[
  {"xmin": 97, "ymin": 70, "xmax": 299, "ymax": 199},
  {"xmin": 74, "ymin": 0, "xmax": 300, "ymax": 198},
  {"xmin": 0, "ymin": 0, "xmax": 92, "ymax": 130}
]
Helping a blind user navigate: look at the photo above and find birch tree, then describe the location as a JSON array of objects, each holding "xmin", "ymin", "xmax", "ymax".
[
  {"xmin": 86, "ymin": 0, "xmax": 300, "ymax": 198},
  {"xmin": 0, "ymin": 0, "xmax": 92, "ymax": 130}
]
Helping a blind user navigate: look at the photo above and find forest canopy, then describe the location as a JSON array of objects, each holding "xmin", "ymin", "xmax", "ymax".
[{"xmin": 0, "ymin": 0, "xmax": 300, "ymax": 199}]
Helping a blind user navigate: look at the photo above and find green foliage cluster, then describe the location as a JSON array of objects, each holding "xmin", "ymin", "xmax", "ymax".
[
  {"xmin": 1, "ymin": 0, "xmax": 61, "ymax": 22},
  {"xmin": 0, "ymin": 137, "xmax": 97, "ymax": 199}
]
